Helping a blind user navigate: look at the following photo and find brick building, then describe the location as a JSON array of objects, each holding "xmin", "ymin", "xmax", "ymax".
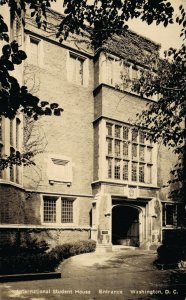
[{"xmin": 0, "ymin": 9, "xmax": 182, "ymax": 250}]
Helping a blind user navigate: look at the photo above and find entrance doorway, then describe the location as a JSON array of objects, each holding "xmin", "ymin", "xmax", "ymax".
[{"xmin": 112, "ymin": 205, "xmax": 140, "ymax": 247}]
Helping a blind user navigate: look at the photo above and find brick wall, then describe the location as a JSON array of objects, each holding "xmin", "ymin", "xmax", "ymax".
[
  {"xmin": 93, "ymin": 123, "xmax": 99, "ymax": 181},
  {"xmin": 0, "ymin": 228, "xmax": 91, "ymax": 248},
  {"xmin": 0, "ymin": 185, "xmax": 25, "ymax": 224},
  {"xmin": 94, "ymin": 85, "xmax": 177, "ymax": 199},
  {"xmin": 23, "ymin": 34, "xmax": 95, "ymax": 197},
  {"xmin": 101, "ymin": 85, "xmax": 148, "ymax": 123}
]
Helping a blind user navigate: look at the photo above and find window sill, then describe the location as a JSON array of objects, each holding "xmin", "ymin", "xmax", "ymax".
[
  {"xmin": 41, "ymin": 224, "xmax": 91, "ymax": 230},
  {"xmin": 162, "ymin": 225, "xmax": 178, "ymax": 229},
  {"xmin": 92, "ymin": 179, "xmax": 159, "ymax": 189},
  {"xmin": 0, "ymin": 224, "xmax": 91, "ymax": 230}
]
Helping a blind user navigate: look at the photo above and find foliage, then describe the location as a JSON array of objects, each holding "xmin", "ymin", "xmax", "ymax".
[
  {"xmin": 155, "ymin": 230, "xmax": 186, "ymax": 267},
  {"xmin": 155, "ymin": 244, "xmax": 186, "ymax": 265},
  {"xmin": 0, "ymin": 23, "xmax": 63, "ymax": 119},
  {"xmin": 50, "ymin": 243, "xmax": 73, "ymax": 260},
  {"xmin": 133, "ymin": 44, "xmax": 185, "ymax": 204},
  {"xmin": 50, "ymin": 240, "xmax": 96, "ymax": 261},
  {"xmin": 0, "ymin": 1, "xmax": 185, "ymax": 181},
  {"xmin": 162, "ymin": 229, "xmax": 186, "ymax": 246},
  {"xmin": 0, "ymin": 239, "xmax": 96, "ymax": 275},
  {"xmin": 0, "ymin": 252, "xmax": 59, "ymax": 275},
  {"xmin": 0, "ymin": 235, "xmax": 49, "ymax": 256},
  {"xmin": 69, "ymin": 239, "xmax": 96, "ymax": 255}
]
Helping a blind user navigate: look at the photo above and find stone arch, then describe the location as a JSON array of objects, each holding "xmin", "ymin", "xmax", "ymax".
[{"xmin": 112, "ymin": 204, "xmax": 143, "ymax": 247}]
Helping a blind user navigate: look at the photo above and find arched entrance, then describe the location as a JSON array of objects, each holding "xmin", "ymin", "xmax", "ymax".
[{"xmin": 112, "ymin": 205, "xmax": 140, "ymax": 247}]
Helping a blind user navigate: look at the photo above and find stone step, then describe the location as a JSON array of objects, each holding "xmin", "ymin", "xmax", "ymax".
[{"xmin": 112, "ymin": 245, "xmax": 137, "ymax": 251}]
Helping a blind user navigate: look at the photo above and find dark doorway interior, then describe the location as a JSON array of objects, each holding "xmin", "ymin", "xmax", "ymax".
[{"xmin": 112, "ymin": 206, "xmax": 139, "ymax": 247}]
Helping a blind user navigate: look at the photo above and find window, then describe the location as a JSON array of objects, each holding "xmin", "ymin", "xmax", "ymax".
[
  {"xmin": 0, "ymin": 117, "xmax": 22, "ymax": 183},
  {"xmin": 10, "ymin": 119, "xmax": 14, "ymax": 146},
  {"xmin": 121, "ymin": 64, "xmax": 130, "ymax": 88},
  {"xmin": 105, "ymin": 56, "xmax": 130, "ymax": 88},
  {"xmin": 47, "ymin": 155, "xmax": 72, "ymax": 184},
  {"xmin": 115, "ymin": 140, "xmax": 121, "ymax": 157},
  {"xmin": 107, "ymin": 158, "xmax": 112, "ymax": 179},
  {"xmin": 132, "ymin": 144, "xmax": 138, "ymax": 160},
  {"xmin": 106, "ymin": 123, "xmax": 113, "ymax": 136},
  {"xmin": 132, "ymin": 128, "xmax": 138, "ymax": 142},
  {"xmin": 139, "ymin": 163, "xmax": 145, "ymax": 182},
  {"xmin": 115, "ymin": 125, "xmax": 121, "ymax": 138},
  {"xmin": 139, "ymin": 145, "xmax": 145, "ymax": 161},
  {"xmin": 16, "ymin": 118, "xmax": 21, "ymax": 149},
  {"xmin": 114, "ymin": 159, "xmax": 121, "ymax": 179},
  {"xmin": 162, "ymin": 203, "xmax": 177, "ymax": 226},
  {"xmin": 123, "ymin": 161, "xmax": 128, "ymax": 180},
  {"xmin": 43, "ymin": 196, "xmax": 57, "ymax": 223},
  {"xmin": 147, "ymin": 147, "xmax": 152, "ymax": 163},
  {"xmin": 9, "ymin": 118, "xmax": 21, "ymax": 183},
  {"xmin": 132, "ymin": 162, "xmax": 137, "ymax": 181},
  {"xmin": 0, "ymin": 117, "xmax": 3, "ymax": 179},
  {"xmin": 132, "ymin": 67, "xmax": 138, "ymax": 80},
  {"xmin": 61, "ymin": 199, "xmax": 73, "ymax": 223},
  {"xmin": 123, "ymin": 141, "xmax": 128, "ymax": 157},
  {"xmin": 68, "ymin": 52, "xmax": 88, "ymax": 86},
  {"xmin": 107, "ymin": 57, "xmax": 114, "ymax": 85},
  {"xmin": 146, "ymin": 165, "xmax": 152, "ymax": 183},
  {"xmin": 106, "ymin": 138, "xmax": 112, "ymax": 155},
  {"xmin": 0, "ymin": 145, "xmax": 3, "ymax": 179},
  {"xmin": 105, "ymin": 122, "xmax": 155, "ymax": 184},
  {"xmin": 123, "ymin": 126, "xmax": 129, "ymax": 140},
  {"xmin": 139, "ymin": 131, "xmax": 145, "ymax": 144},
  {"xmin": 9, "ymin": 148, "xmax": 15, "ymax": 182},
  {"xmin": 43, "ymin": 196, "xmax": 74, "ymax": 224},
  {"xmin": 0, "ymin": 117, "xmax": 2, "ymax": 142}
]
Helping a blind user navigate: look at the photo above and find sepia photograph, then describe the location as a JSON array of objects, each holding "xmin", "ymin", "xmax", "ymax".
[{"xmin": 0, "ymin": 0, "xmax": 185, "ymax": 299}]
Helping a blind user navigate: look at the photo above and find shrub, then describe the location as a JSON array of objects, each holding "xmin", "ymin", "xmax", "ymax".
[
  {"xmin": 0, "ymin": 239, "xmax": 96, "ymax": 275},
  {"xmin": 20, "ymin": 238, "xmax": 49, "ymax": 255},
  {"xmin": 155, "ymin": 230, "xmax": 186, "ymax": 268},
  {"xmin": 49, "ymin": 240, "xmax": 96, "ymax": 261},
  {"xmin": 156, "ymin": 245, "xmax": 186, "ymax": 264},
  {"xmin": 0, "ymin": 252, "xmax": 59, "ymax": 275},
  {"xmin": 69, "ymin": 240, "xmax": 96, "ymax": 255},
  {"xmin": 0, "ymin": 237, "xmax": 49, "ymax": 256},
  {"xmin": 49, "ymin": 243, "xmax": 73, "ymax": 261},
  {"xmin": 162, "ymin": 229, "xmax": 186, "ymax": 246}
]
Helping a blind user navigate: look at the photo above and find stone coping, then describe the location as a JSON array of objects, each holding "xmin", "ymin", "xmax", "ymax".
[{"xmin": 0, "ymin": 272, "xmax": 61, "ymax": 283}]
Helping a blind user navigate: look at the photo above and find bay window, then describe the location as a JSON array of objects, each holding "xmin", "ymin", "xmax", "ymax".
[{"xmin": 106, "ymin": 121, "xmax": 155, "ymax": 184}]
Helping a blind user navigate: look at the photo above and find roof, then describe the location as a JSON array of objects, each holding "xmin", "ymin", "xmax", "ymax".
[
  {"xmin": 25, "ymin": 8, "xmax": 161, "ymax": 63},
  {"xmin": 97, "ymin": 30, "xmax": 160, "ymax": 64}
]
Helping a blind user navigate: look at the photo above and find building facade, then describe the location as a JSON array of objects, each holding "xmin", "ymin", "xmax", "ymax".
[{"xmin": 0, "ymin": 9, "xmax": 182, "ymax": 250}]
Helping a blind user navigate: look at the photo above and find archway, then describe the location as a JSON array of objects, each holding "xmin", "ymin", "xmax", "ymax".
[{"xmin": 112, "ymin": 205, "xmax": 140, "ymax": 247}]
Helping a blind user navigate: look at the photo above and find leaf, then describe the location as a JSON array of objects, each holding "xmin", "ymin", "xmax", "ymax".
[
  {"xmin": 4, "ymin": 59, "xmax": 14, "ymax": 71},
  {"xmin": 11, "ymin": 41, "xmax": 19, "ymax": 53},
  {"xmin": 1, "ymin": 33, "xmax": 9, "ymax": 42},
  {"xmin": 2, "ymin": 44, "xmax": 11, "ymax": 57},
  {"xmin": 11, "ymin": 55, "xmax": 22, "ymax": 65},
  {"xmin": 40, "ymin": 101, "xmax": 49, "ymax": 107},
  {"xmin": 45, "ymin": 107, "xmax": 52, "ymax": 115},
  {"xmin": 164, "ymin": 19, "xmax": 168, "ymax": 27},
  {"xmin": 18, "ymin": 50, "xmax": 27, "ymax": 60},
  {"xmin": 50, "ymin": 103, "xmax": 59, "ymax": 109}
]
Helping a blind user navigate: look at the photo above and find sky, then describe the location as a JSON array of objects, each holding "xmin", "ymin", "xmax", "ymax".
[{"xmin": 51, "ymin": 0, "xmax": 185, "ymax": 56}]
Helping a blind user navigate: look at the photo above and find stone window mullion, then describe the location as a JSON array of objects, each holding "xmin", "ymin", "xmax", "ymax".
[{"xmin": 56, "ymin": 197, "xmax": 61, "ymax": 224}]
